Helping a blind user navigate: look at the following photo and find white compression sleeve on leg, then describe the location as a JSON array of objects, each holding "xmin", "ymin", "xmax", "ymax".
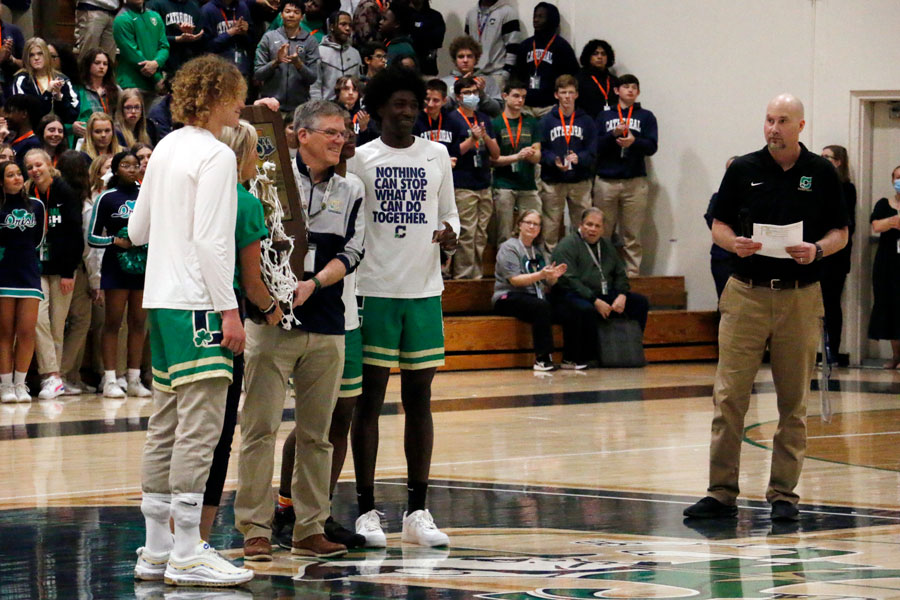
[
  {"xmin": 140, "ymin": 492, "xmax": 173, "ymax": 554},
  {"xmin": 171, "ymin": 492, "xmax": 204, "ymax": 558}
]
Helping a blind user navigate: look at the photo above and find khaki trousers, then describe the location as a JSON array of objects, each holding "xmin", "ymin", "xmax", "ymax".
[
  {"xmin": 61, "ymin": 264, "xmax": 92, "ymax": 383},
  {"xmin": 493, "ymin": 188, "xmax": 541, "ymax": 245},
  {"xmin": 708, "ymin": 277, "xmax": 823, "ymax": 505},
  {"xmin": 74, "ymin": 10, "xmax": 117, "ymax": 57},
  {"xmin": 234, "ymin": 322, "xmax": 344, "ymax": 541},
  {"xmin": 452, "ymin": 188, "xmax": 493, "ymax": 279},
  {"xmin": 540, "ymin": 179, "xmax": 592, "ymax": 249},
  {"xmin": 593, "ymin": 176, "xmax": 650, "ymax": 277},
  {"xmin": 35, "ymin": 275, "xmax": 75, "ymax": 375},
  {"xmin": 141, "ymin": 377, "xmax": 229, "ymax": 495}
]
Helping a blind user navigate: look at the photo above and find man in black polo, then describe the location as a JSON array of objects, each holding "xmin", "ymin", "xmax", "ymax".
[{"xmin": 684, "ymin": 94, "xmax": 848, "ymax": 522}]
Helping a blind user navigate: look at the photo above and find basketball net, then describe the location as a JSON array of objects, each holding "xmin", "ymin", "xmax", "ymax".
[{"xmin": 250, "ymin": 161, "xmax": 300, "ymax": 328}]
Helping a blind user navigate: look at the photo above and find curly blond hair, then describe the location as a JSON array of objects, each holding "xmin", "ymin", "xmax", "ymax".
[{"xmin": 171, "ymin": 55, "xmax": 247, "ymax": 127}]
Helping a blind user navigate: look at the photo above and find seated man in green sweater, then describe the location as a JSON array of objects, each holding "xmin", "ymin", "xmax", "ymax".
[{"xmin": 551, "ymin": 207, "xmax": 649, "ymax": 368}]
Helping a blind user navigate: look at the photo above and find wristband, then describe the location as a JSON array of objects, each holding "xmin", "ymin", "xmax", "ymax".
[
  {"xmin": 261, "ymin": 298, "xmax": 277, "ymax": 315},
  {"xmin": 311, "ymin": 276, "xmax": 322, "ymax": 291}
]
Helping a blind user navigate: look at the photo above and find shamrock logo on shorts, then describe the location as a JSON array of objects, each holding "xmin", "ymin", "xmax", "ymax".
[{"xmin": 193, "ymin": 328, "xmax": 214, "ymax": 347}]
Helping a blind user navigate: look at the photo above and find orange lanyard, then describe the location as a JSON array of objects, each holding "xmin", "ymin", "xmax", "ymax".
[
  {"xmin": 96, "ymin": 90, "xmax": 109, "ymax": 114},
  {"xmin": 308, "ymin": 28, "xmax": 319, "ymax": 36},
  {"xmin": 591, "ymin": 75, "xmax": 610, "ymax": 101},
  {"xmin": 617, "ymin": 103, "xmax": 634, "ymax": 136},
  {"xmin": 502, "ymin": 112, "xmax": 521, "ymax": 150},
  {"xmin": 34, "ymin": 181, "xmax": 51, "ymax": 203},
  {"xmin": 558, "ymin": 107, "xmax": 574, "ymax": 150},
  {"xmin": 457, "ymin": 108, "xmax": 479, "ymax": 149},
  {"xmin": 12, "ymin": 130, "xmax": 33, "ymax": 144},
  {"xmin": 427, "ymin": 112, "xmax": 442, "ymax": 142},
  {"xmin": 375, "ymin": 0, "xmax": 385, "ymax": 10},
  {"xmin": 532, "ymin": 34, "xmax": 557, "ymax": 69}
]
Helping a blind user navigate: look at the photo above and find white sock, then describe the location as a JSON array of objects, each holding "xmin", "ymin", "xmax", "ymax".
[
  {"xmin": 105, "ymin": 370, "xmax": 117, "ymax": 385},
  {"xmin": 127, "ymin": 368, "xmax": 141, "ymax": 383},
  {"xmin": 1, "ymin": 373, "xmax": 11, "ymax": 385},
  {"xmin": 140, "ymin": 493, "xmax": 173, "ymax": 554},
  {"xmin": 13, "ymin": 372, "xmax": 27, "ymax": 385},
  {"xmin": 171, "ymin": 493, "xmax": 204, "ymax": 558}
]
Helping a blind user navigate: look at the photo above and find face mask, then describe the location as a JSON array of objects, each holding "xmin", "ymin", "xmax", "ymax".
[
  {"xmin": 101, "ymin": 170, "xmax": 113, "ymax": 185},
  {"xmin": 461, "ymin": 94, "xmax": 479, "ymax": 110},
  {"xmin": 894, "ymin": 179, "xmax": 900, "ymax": 194}
]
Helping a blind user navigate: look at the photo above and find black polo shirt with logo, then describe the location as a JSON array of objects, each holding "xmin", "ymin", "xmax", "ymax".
[{"xmin": 712, "ymin": 143, "xmax": 848, "ymax": 282}]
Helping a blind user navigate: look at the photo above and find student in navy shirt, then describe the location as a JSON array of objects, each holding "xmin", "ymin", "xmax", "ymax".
[
  {"xmin": 0, "ymin": 159, "xmax": 45, "ymax": 402},
  {"xmin": 538, "ymin": 74, "xmax": 596, "ymax": 249},
  {"xmin": 87, "ymin": 149, "xmax": 151, "ymax": 399},
  {"xmin": 446, "ymin": 76, "xmax": 499, "ymax": 279},
  {"xmin": 413, "ymin": 79, "xmax": 467, "ymax": 166},
  {"xmin": 593, "ymin": 73, "xmax": 658, "ymax": 277},
  {"xmin": 202, "ymin": 0, "xmax": 254, "ymax": 78},
  {"xmin": 4, "ymin": 94, "xmax": 42, "ymax": 170},
  {"xmin": 513, "ymin": 2, "xmax": 577, "ymax": 118}
]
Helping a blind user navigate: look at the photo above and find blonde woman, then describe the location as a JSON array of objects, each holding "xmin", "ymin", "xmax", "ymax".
[
  {"xmin": 114, "ymin": 89, "xmax": 157, "ymax": 147},
  {"xmin": 82, "ymin": 112, "xmax": 121, "ymax": 161},
  {"xmin": 12, "ymin": 37, "xmax": 79, "ymax": 123},
  {"xmin": 24, "ymin": 148, "xmax": 83, "ymax": 398}
]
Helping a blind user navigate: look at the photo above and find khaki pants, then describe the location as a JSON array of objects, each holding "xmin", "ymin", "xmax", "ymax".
[
  {"xmin": 493, "ymin": 188, "xmax": 541, "ymax": 245},
  {"xmin": 35, "ymin": 275, "xmax": 75, "ymax": 375},
  {"xmin": 540, "ymin": 179, "xmax": 592, "ymax": 250},
  {"xmin": 523, "ymin": 105, "xmax": 553, "ymax": 119},
  {"xmin": 234, "ymin": 322, "xmax": 344, "ymax": 541},
  {"xmin": 61, "ymin": 264, "xmax": 92, "ymax": 383},
  {"xmin": 452, "ymin": 188, "xmax": 493, "ymax": 279},
  {"xmin": 593, "ymin": 176, "xmax": 650, "ymax": 277},
  {"xmin": 708, "ymin": 277, "xmax": 823, "ymax": 505},
  {"xmin": 141, "ymin": 377, "xmax": 229, "ymax": 495},
  {"xmin": 74, "ymin": 9, "xmax": 117, "ymax": 57}
]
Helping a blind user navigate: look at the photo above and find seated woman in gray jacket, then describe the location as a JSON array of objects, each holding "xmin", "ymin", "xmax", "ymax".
[{"xmin": 492, "ymin": 209, "xmax": 567, "ymax": 371}]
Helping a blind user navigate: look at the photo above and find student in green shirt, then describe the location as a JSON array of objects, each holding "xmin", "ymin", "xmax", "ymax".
[
  {"xmin": 490, "ymin": 79, "xmax": 542, "ymax": 245},
  {"xmin": 112, "ymin": 0, "xmax": 169, "ymax": 92}
]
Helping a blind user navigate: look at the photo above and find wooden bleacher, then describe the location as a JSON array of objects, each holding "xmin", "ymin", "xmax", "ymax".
[{"xmin": 440, "ymin": 275, "xmax": 718, "ymax": 371}]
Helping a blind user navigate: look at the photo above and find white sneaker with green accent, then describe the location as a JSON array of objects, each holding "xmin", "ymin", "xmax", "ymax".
[
  {"xmin": 401, "ymin": 509, "xmax": 449, "ymax": 547},
  {"xmin": 164, "ymin": 541, "xmax": 253, "ymax": 587},
  {"xmin": 134, "ymin": 546, "xmax": 169, "ymax": 581}
]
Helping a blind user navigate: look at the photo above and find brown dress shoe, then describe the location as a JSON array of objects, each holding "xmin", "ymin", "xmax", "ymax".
[
  {"xmin": 243, "ymin": 536, "xmax": 273, "ymax": 562},
  {"xmin": 291, "ymin": 533, "xmax": 347, "ymax": 557}
]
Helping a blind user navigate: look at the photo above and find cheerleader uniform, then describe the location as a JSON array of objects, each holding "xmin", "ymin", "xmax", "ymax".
[
  {"xmin": 87, "ymin": 182, "xmax": 145, "ymax": 290},
  {"xmin": 0, "ymin": 197, "xmax": 46, "ymax": 299}
]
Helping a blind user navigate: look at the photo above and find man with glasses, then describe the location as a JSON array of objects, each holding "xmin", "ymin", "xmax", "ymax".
[{"xmin": 234, "ymin": 98, "xmax": 365, "ymax": 560}]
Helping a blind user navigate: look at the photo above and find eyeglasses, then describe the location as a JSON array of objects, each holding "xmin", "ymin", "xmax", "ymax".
[
  {"xmin": 307, "ymin": 128, "xmax": 351, "ymax": 141},
  {"xmin": 123, "ymin": 105, "xmax": 142, "ymax": 113}
]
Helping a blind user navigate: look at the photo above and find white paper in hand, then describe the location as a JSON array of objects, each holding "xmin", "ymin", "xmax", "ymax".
[{"xmin": 752, "ymin": 221, "xmax": 803, "ymax": 259}]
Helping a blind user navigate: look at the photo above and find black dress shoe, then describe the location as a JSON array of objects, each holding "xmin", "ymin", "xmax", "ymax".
[
  {"xmin": 324, "ymin": 516, "xmax": 367, "ymax": 548},
  {"xmin": 771, "ymin": 500, "xmax": 800, "ymax": 521},
  {"xmin": 683, "ymin": 496, "xmax": 738, "ymax": 519}
]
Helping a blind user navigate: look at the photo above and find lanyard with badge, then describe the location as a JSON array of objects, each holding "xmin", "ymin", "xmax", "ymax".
[
  {"xmin": 529, "ymin": 33, "xmax": 557, "ymax": 90},
  {"xmin": 502, "ymin": 112, "xmax": 522, "ymax": 173},
  {"xmin": 523, "ymin": 242, "xmax": 545, "ymax": 299},
  {"xmin": 582, "ymin": 238, "xmax": 608, "ymax": 296},
  {"xmin": 559, "ymin": 107, "xmax": 574, "ymax": 170},
  {"xmin": 591, "ymin": 75, "xmax": 611, "ymax": 111},
  {"xmin": 457, "ymin": 108, "xmax": 483, "ymax": 167},
  {"xmin": 427, "ymin": 112, "xmax": 442, "ymax": 143},
  {"xmin": 220, "ymin": 8, "xmax": 245, "ymax": 63},
  {"xmin": 34, "ymin": 182, "xmax": 52, "ymax": 262}
]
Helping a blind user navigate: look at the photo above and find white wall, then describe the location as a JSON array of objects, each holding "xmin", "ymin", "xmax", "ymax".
[{"xmin": 430, "ymin": 0, "xmax": 900, "ymax": 315}]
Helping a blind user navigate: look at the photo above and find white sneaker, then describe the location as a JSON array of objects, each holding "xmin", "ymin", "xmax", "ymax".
[
  {"xmin": 401, "ymin": 509, "xmax": 449, "ymax": 547},
  {"xmin": 354, "ymin": 509, "xmax": 387, "ymax": 548},
  {"xmin": 127, "ymin": 379, "xmax": 153, "ymax": 398},
  {"xmin": 0, "ymin": 383, "xmax": 16, "ymax": 403},
  {"xmin": 164, "ymin": 541, "xmax": 254, "ymax": 587},
  {"xmin": 117, "ymin": 376, "xmax": 127, "ymax": 389},
  {"xmin": 134, "ymin": 546, "xmax": 169, "ymax": 581},
  {"xmin": 61, "ymin": 379, "xmax": 82, "ymax": 396},
  {"xmin": 14, "ymin": 383, "xmax": 31, "ymax": 403},
  {"xmin": 103, "ymin": 380, "xmax": 126, "ymax": 398},
  {"xmin": 38, "ymin": 375, "xmax": 64, "ymax": 399}
]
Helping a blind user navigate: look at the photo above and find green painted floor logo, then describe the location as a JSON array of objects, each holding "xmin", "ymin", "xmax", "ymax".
[{"xmin": 299, "ymin": 537, "xmax": 900, "ymax": 599}]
